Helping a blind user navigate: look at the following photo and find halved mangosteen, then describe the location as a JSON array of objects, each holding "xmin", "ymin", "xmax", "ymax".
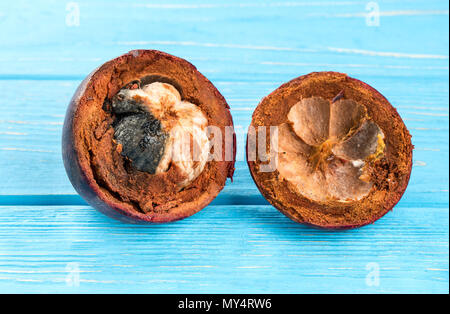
[
  {"xmin": 62, "ymin": 50, "xmax": 235, "ymax": 223},
  {"xmin": 247, "ymin": 72, "xmax": 413, "ymax": 229}
]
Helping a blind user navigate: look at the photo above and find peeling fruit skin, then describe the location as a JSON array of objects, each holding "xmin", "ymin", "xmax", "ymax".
[
  {"xmin": 62, "ymin": 50, "xmax": 236, "ymax": 224},
  {"xmin": 247, "ymin": 72, "xmax": 413, "ymax": 229}
]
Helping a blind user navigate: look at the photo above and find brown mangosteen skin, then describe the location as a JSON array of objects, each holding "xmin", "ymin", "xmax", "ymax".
[
  {"xmin": 62, "ymin": 70, "xmax": 137, "ymax": 223},
  {"xmin": 246, "ymin": 72, "xmax": 413, "ymax": 229},
  {"xmin": 62, "ymin": 50, "xmax": 236, "ymax": 223}
]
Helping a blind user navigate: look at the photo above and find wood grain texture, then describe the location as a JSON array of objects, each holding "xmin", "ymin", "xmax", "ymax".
[
  {"xmin": 0, "ymin": 205, "xmax": 448, "ymax": 293},
  {"xmin": 0, "ymin": 0, "xmax": 448, "ymax": 293}
]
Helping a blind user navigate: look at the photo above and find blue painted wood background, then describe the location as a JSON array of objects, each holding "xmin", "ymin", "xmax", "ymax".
[{"xmin": 0, "ymin": 0, "xmax": 448, "ymax": 293}]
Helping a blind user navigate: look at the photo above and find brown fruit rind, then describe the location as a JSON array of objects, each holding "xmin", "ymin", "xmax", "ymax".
[
  {"xmin": 62, "ymin": 50, "xmax": 236, "ymax": 223},
  {"xmin": 247, "ymin": 72, "xmax": 413, "ymax": 229}
]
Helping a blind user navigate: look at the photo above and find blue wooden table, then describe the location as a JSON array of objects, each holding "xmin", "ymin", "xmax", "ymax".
[{"xmin": 0, "ymin": 0, "xmax": 448, "ymax": 294}]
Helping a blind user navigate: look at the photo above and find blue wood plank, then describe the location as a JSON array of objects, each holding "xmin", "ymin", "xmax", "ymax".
[
  {"xmin": 0, "ymin": 204, "xmax": 447, "ymax": 293},
  {"xmin": 0, "ymin": 0, "xmax": 448, "ymax": 76}
]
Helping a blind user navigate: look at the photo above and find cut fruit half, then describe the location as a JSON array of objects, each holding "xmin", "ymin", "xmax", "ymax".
[
  {"xmin": 62, "ymin": 50, "xmax": 236, "ymax": 223},
  {"xmin": 247, "ymin": 72, "xmax": 413, "ymax": 229}
]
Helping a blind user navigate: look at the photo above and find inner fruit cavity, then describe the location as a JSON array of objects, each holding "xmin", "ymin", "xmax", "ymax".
[
  {"xmin": 111, "ymin": 81, "xmax": 210, "ymax": 188},
  {"xmin": 277, "ymin": 93, "xmax": 385, "ymax": 202}
]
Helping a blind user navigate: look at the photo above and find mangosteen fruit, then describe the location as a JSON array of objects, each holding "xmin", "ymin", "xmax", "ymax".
[
  {"xmin": 62, "ymin": 50, "xmax": 235, "ymax": 223},
  {"xmin": 247, "ymin": 72, "xmax": 413, "ymax": 229}
]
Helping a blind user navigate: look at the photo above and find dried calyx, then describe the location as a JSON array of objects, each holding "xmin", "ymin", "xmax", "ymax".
[
  {"xmin": 277, "ymin": 91, "xmax": 385, "ymax": 202},
  {"xmin": 110, "ymin": 80, "xmax": 210, "ymax": 188}
]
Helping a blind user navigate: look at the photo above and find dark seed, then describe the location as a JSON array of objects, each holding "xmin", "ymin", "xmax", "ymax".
[
  {"xmin": 111, "ymin": 86, "xmax": 168, "ymax": 174},
  {"xmin": 111, "ymin": 90, "xmax": 146, "ymax": 115},
  {"xmin": 142, "ymin": 119, "xmax": 161, "ymax": 137}
]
